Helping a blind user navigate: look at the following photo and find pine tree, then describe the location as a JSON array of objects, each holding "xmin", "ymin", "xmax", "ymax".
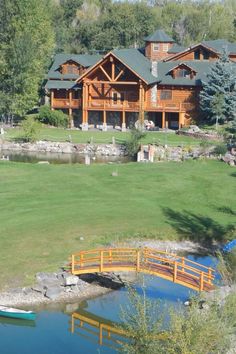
[{"xmin": 200, "ymin": 48, "xmax": 236, "ymax": 125}]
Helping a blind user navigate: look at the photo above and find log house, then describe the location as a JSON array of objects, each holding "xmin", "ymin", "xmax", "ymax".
[{"xmin": 45, "ymin": 30, "xmax": 236, "ymax": 130}]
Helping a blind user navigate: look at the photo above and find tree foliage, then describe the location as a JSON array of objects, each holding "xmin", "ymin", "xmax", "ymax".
[
  {"xmin": 200, "ymin": 49, "xmax": 236, "ymax": 125},
  {"xmin": 0, "ymin": 0, "xmax": 55, "ymax": 120},
  {"xmin": 119, "ymin": 286, "xmax": 236, "ymax": 354}
]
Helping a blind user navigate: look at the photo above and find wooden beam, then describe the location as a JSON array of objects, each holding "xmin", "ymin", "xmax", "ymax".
[
  {"xmin": 111, "ymin": 62, "xmax": 115, "ymax": 81},
  {"xmin": 103, "ymin": 110, "xmax": 106, "ymax": 125},
  {"xmin": 90, "ymin": 80, "xmax": 138, "ymax": 85},
  {"xmin": 99, "ymin": 65, "xmax": 112, "ymax": 81},
  {"xmin": 114, "ymin": 68, "xmax": 125, "ymax": 81}
]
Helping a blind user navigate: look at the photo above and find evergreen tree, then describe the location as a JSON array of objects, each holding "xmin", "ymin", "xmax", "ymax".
[
  {"xmin": 200, "ymin": 48, "xmax": 236, "ymax": 125},
  {"xmin": 0, "ymin": 0, "xmax": 55, "ymax": 121}
]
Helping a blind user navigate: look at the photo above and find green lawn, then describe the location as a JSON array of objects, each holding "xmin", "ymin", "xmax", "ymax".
[
  {"xmin": 0, "ymin": 159, "xmax": 235, "ymax": 288},
  {"xmin": 4, "ymin": 126, "xmax": 203, "ymax": 146}
]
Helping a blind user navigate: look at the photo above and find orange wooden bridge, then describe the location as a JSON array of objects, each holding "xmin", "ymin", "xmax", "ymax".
[{"xmin": 71, "ymin": 247, "xmax": 215, "ymax": 292}]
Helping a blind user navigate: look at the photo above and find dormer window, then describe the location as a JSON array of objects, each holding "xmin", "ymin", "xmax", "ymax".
[
  {"xmin": 163, "ymin": 43, "xmax": 169, "ymax": 52},
  {"xmin": 153, "ymin": 43, "xmax": 160, "ymax": 51},
  {"xmin": 176, "ymin": 69, "xmax": 190, "ymax": 78},
  {"xmin": 67, "ymin": 65, "xmax": 78, "ymax": 74}
]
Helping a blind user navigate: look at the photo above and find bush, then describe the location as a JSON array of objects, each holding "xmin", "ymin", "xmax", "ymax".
[
  {"xmin": 21, "ymin": 116, "xmax": 41, "ymax": 142},
  {"xmin": 125, "ymin": 128, "xmax": 146, "ymax": 159},
  {"xmin": 38, "ymin": 106, "xmax": 68, "ymax": 128},
  {"xmin": 214, "ymin": 143, "xmax": 228, "ymax": 155}
]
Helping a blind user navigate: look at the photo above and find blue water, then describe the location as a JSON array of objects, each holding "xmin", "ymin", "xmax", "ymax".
[{"xmin": 0, "ymin": 255, "xmax": 218, "ymax": 354}]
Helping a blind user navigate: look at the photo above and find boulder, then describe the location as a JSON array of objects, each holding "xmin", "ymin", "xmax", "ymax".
[
  {"xmin": 45, "ymin": 286, "xmax": 63, "ymax": 300},
  {"xmin": 63, "ymin": 274, "xmax": 79, "ymax": 286}
]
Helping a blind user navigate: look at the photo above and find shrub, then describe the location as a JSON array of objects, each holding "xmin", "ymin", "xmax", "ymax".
[
  {"xmin": 21, "ymin": 116, "xmax": 41, "ymax": 142},
  {"xmin": 38, "ymin": 106, "xmax": 68, "ymax": 128},
  {"xmin": 125, "ymin": 128, "xmax": 146, "ymax": 159},
  {"xmin": 214, "ymin": 143, "xmax": 228, "ymax": 155}
]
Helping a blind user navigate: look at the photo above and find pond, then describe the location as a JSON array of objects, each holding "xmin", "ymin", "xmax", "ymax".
[
  {"xmin": 0, "ymin": 254, "xmax": 218, "ymax": 354},
  {"xmin": 0, "ymin": 150, "xmax": 129, "ymax": 164}
]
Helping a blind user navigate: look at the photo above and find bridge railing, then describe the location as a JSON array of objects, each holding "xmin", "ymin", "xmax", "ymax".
[{"xmin": 71, "ymin": 247, "xmax": 215, "ymax": 291}]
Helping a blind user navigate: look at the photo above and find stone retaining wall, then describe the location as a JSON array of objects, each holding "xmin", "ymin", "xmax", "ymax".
[{"xmin": 0, "ymin": 141, "xmax": 126, "ymax": 156}]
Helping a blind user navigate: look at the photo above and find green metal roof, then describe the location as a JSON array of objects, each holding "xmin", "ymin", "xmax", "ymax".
[
  {"xmin": 144, "ymin": 29, "xmax": 174, "ymax": 43},
  {"xmin": 112, "ymin": 48, "xmax": 157, "ymax": 84},
  {"xmin": 168, "ymin": 44, "xmax": 186, "ymax": 54},
  {"xmin": 45, "ymin": 80, "xmax": 80, "ymax": 90},
  {"xmin": 202, "ymin": 39, "xmax": 236, "ymax": 54},
  {"xmin": 47, "ymin": 53, "xmax": 102, "ymax": 80},
  {"xmin": 157, "ymin": 61, "xmax": 214, "ymax": 86}
]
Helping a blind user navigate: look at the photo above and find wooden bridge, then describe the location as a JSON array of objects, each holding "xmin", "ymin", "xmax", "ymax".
[{"xmin": 71, "ymin": 247, "xmax": 215, "ymax": 292}]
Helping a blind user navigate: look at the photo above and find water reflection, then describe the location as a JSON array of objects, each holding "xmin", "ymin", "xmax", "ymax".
[
  {"xmin": 0, "ymin": 316, "xmax": 36, "ymax": 328},
  {"xmin": 70, "ymin": 308, "xmax": 126, "ymax": 350},
  {"xmin": 0, "ymin": 150, "xmax": 129, "ymax": 164}
]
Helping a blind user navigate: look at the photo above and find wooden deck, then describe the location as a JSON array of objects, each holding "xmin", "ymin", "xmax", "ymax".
[{"xmin": 71, "ymin": 248, "xmax": 215, "ymax": 292}]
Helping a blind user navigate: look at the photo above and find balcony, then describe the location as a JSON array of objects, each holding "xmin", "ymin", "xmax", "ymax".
[
  {"xmin": 87, "ymin": 100, "xmax": 140, "ymax": 111},
  {"xmin": 52, "ymin": 98, "xmax": 81, "ymax": 109}
]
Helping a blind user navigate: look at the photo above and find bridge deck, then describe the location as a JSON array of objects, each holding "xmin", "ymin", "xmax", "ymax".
[{"xmin": 71, "ymin": 248, "xmax": 215, "ymax": 292}]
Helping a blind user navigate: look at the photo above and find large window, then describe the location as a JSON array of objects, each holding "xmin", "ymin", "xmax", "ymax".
[
  {"xmin": 160, "ymin": 90, "xmax": 172, "ymax": 100},
  {"xmin": 66, "ymin": 65, "xmax": 79, "ymax": 74}
]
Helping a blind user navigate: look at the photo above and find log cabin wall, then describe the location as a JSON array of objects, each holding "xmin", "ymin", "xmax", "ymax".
[{"xmin": 145, "ymin": 41, "xmax": 174, "ymax": 61}]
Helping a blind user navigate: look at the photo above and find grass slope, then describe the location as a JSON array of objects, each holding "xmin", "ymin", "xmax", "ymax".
[
  {"xmin": 0, "ymin": 160, "xmax": 235, "ymax": 288},
  {"xmin": 5, "ymin": 127, "xmax": 203, "ymax": 146}
]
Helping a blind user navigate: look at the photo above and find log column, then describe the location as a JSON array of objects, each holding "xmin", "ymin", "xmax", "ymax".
[
  {"xmin": 162, "ymin": 111, "xmax": 166, "ymax": 129},
  {"xmin": 51, "ymin": 90, "xmax": 54, "ymax": 110},
  {"xmin": 122, "ymin": 110, "xmax": 126, "ymax": 132},
  {"xmin": 69, "ymin": 90, "xmax": 74, "ymax": 128},
  {"xmin": 82, "ymin": 81, "xmax": 88, "ymax": 131},
  {"xmin": 103, "ymin": 110, "xmax": 107, "ymax": 131},
  {"xmin": 139, "ymin": 81, "xmax": 144, "ymax": 127}
]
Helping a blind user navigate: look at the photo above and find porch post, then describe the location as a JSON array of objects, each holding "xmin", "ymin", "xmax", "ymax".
[
  {"xmin": 162, "ymin": 111, "xmax": 166, "ymax": 129},
  {"xmin": 122, "ymin": 111, "xmax": 126, "ymax": 132},
  {"xmin": 69, "ymin": 91, "xmax": 74, "ymax": 128},
  {"xmin": 103, "ymin": 110, "xmax": 107, "ymax": 131},
  {"xmin": 50, "ymin": 90, "xmax": 54, "ymax": 110},
  {"xmin": 139, "ymin": 81, "xmax": 144, "ymax": 127}
]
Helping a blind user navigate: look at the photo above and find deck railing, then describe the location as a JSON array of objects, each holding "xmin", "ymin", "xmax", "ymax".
[{"xmin": 71, "ymin": 248, "xmax": 215, "ymax": 292}]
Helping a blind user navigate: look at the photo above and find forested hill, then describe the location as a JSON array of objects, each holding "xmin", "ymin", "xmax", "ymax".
[
  {"xmin": 53, "ymin": 0, "xmax": 236, "ymax": 54},
  {"xmin": 0, "ymin": 0, "xmax": 236, "ymax": 120}
]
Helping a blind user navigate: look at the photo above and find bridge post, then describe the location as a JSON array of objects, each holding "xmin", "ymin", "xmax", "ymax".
[
  {"xmin": 173, "ymin": 261, "xmax": 177, "ymax": 282},
  {"xmin": 100, "ymin": 251, "xmax": 103, "ymax": 272},
  {"xmin": 181, "ymin": 257, "xmax": 185, "ymax": 272},
  {"xmin": 136, "ymin": 250, "xmax": 140, "ymax": 272},
  {"xmin": 200, "ymin": 272, "xmax": 204, "ymax": 291},
  {"xmin": 208, "ymin": 268, "xmax": 212, "ymax": 284}
]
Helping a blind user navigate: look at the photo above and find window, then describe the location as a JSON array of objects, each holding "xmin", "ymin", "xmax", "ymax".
[
  {"xmin": 194, "ymin": 50, "xmax": 200, "ymax": 60},
  {"xmin": 176, "ymin": 69, "xmax": 190, "ymax": 78},
  {"xmin": 152, "ymin": 43, "xmax": 159, "ymax": 51},
  {"xmin": 163, "ymin": 43, "xmax": 169, "ymax": 52},
  {"xmin": 202, "ymin": 50, "xmax": 209, "ymax": 60},
  {"xmin": 66, "ymin": 65, "xmax": 78, "ymax": 74},
  {"xmin": 112, "ymin": 91, "xmax": 125, "ymax": 105},
  {"xmin": 160, "ymin": 90, "xmax": 172, "ymax": 100}
]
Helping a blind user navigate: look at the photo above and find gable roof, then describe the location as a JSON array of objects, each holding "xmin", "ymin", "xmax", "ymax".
[
  {"xmin": 76, "ymin": 48, "xmax": 158, "ymax": 85},
  {"xmin": 144, "ymin": 29, "xmax": 174, "ymax": 43},
  {"xmin": 164, "ymin": 42, "xmax": 219, "ymax": 62},
  {"xmin": 156, "ymin": 60, "xmax": 215, "ymax": 86},
  {"xmin": 47, "ymin": 53, "xmax": 102, "ymax": 80},
  {"xmin": 112, "ymin": 48, "xmax": 157, "ymax": 84}
]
